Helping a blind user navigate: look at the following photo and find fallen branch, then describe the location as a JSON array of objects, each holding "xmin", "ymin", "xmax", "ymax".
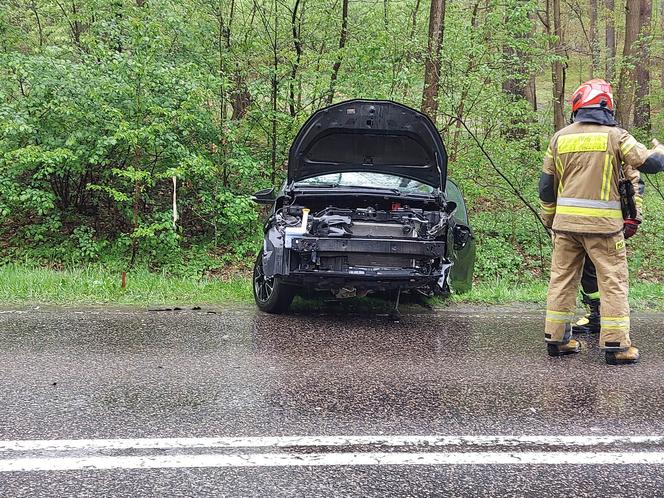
[{"xmin": 441, "ymin": 113, "xmax": 551, "ymax": 236}]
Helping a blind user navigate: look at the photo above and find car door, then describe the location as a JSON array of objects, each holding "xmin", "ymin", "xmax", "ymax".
[{"xmin": 445, "ymin": 179, "xmax": 476, "ymax": 293}]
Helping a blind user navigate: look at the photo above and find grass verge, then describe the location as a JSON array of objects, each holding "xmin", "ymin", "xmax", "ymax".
[
  {"xmin": 0, "ymin": 265, "xmax": 252, "ymax": 306},
  {"xmin": 451, "ymin": 278, "xmax": 664, "ymax": 311},
  {"xmin": 0, "ymin": 265, "xmax": 662, "ymax": 311}
]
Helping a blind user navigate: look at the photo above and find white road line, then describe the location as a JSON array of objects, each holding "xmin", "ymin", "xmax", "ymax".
[
  {"xmin": 1, "ymin": 435, "xmax": 663, "ymax": 452},
  {"xmin": 3, "ymin": 452, "xmax": 664, "ymax": 472}
]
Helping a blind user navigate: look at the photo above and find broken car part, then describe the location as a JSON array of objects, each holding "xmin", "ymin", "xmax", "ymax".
[{"xmin": 252, "ymin": 100, "xmax": 475, "ymax": 314}]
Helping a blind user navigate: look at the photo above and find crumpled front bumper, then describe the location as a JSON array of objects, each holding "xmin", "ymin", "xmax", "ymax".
[{"xmin": 282, "ymin": 236, "xmax": 450, "ymax": 290}]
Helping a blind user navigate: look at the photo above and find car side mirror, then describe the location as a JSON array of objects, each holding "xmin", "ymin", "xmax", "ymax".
[
  {"xmin": 453, "ymin": 224, "xmax": 472, "ymax": 250},
  {"xmin": 252, "ymin": 187, "xmax": 276, "ymax": 204}
]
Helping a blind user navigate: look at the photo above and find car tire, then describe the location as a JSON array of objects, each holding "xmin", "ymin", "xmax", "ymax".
[{"xmin": 253, "ymin": 251, "xmax": 295, "ymax": 314}]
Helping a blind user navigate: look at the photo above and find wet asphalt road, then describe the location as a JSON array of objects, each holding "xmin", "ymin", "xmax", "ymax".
[{"xmin": 1, "ymin": 304, "xmax": 664, "ymax": 496}]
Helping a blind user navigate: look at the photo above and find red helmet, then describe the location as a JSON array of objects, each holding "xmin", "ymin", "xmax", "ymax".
[{"xmin": 570, "ymin": 79, "xmax": 614, "ymax": 113}]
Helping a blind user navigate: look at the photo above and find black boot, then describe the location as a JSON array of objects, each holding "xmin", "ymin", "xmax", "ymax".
[
  {"xmin": 547, "ymin": 339, "xmax": 581, "ymax": 357},
  {"xmin": 572, "ymin": 295, "xmax": 600, "ymax": 334}
]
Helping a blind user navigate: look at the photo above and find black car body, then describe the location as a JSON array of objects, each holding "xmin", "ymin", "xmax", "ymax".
[{"xmin": 252, "ymin": 100, "xmax": 475, "ymax": 313}]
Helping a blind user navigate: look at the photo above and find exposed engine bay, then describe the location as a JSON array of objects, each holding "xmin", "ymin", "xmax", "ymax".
[{"xmin": 261, "ymin": 190, "xmax": 455, "ymax": 298}]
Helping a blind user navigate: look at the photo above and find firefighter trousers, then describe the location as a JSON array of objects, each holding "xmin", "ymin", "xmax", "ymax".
[{"xmin": 545, "ymin": 231, "xmax": 631, "ymax": 351}]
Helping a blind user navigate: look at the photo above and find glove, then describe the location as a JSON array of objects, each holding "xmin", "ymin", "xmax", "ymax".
[
  {"xmin": 653, "ymin": 139, "xmax": 664, "ymax": 154},
  {"xmin": 623, "ymin": 219, "xmax": 640, "ymax": 239}
]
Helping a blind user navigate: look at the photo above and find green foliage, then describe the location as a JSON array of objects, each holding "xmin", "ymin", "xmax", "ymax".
[
  {"xmin": 472, "ymin": 208, "xmax": 548, "ymax": 282},
  {"xmin": 0, "ymin": 0, "xmax": 662, "ymax": 286},
  {"xmin": 71, "ymin": 226, "xmax": 106, "ymax": 262},
  {"xmin": 475, "ymin": 236, "xmax": 526, "ymax": 282}
]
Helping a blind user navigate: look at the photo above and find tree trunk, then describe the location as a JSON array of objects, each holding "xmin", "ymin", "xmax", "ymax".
[
  {"xmin": 270, "ymin": 0, "xmax": 279, "ymax": 183},
  {"xmin": 502, "ymin": 3, "xmax": 533, "ymax": 138},
  {"xmin": 289, "ymin": 0, "xmax": 303, "ymax": 117},
  {"xmin": 231, "ymin": 74, "xmax": 251, "ymax": 120},
  {"xmin": 525, "ymin": 76, "xmax": 537, "ymax": 111},
  {"xmin": 615, "ymin": 0, "xmax": 641, "ymax": 127},
  {"xmin": 524, "ymin": 10, "xmax": 538, "ymax": 113},
  {"xmin": 71, "ymin": 1, "xmax": 83, "ymax": 46},
  {"xmin": 421, "ymin": 0, "xmax": 446, "ymax": 122},
  {"xmin": 326, "ymin": 0, "xmax": 349, "ymax": 105},
  {"xmin": 55, "ymin": 0, "xmax": 87, "ymax": 48},
  {"xmin": 409, "ymin": 0, "xmax": 421, "ymax": 39},
  {"xmin": 661, "ymin": 0, "xmax": 664, "ymax": 92},
  {"xmin": 605, "ymin": 0, "xmax": 616, "ymax": 81},
  {"xmin": 130, "ymin": 149, "xmax": 142, "ymax": 267},
  {"xmin": 217, "ymin": 0, "xmax": 234, "ymax": 187},
  {"xmin": 502, "ymin": 49, "xmax": 526, "ymax": 101},
  {"xmin": 503, "ymin": 3, "xmax": 536, "ymax": 104},
  {"xmin": 399, "ymin": 0, "xmax": 422, "ymax": 100},
  {"xmin": 633, "ymin": 0, "xmax": 651, "ymax": 131},
  {"xmin": 231, "ymin": 0, "xmax": 253, "ymax": 120},
  {"xmin": 551, "ymin": 0, "xmax": 566, "ymax": 131},
  {"xmin": 383, "ymin": 0, "xmax": 389, "ymax": 29},
  {"xmin": 29, "ymin": 1, "xmax": 44, "ymax": 49},
  {"xmin": 589, "ymin": 0, "xmax": 600, "ymax": 77}
]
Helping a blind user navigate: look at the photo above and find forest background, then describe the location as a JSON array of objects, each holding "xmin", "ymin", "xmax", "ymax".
[{"xmin": 1, "ymin": 0, "xmax": 663, "ymax": 304}]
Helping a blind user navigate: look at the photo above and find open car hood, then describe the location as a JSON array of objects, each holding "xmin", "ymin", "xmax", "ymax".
[{"xmin": 288, "ymin": 100, "xmax": 447, "ymax": 189}]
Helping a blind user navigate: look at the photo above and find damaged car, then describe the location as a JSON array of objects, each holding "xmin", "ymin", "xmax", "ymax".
[{"xmin": 252, "ymin": 100, "xmax": 475, "ymax": 314}]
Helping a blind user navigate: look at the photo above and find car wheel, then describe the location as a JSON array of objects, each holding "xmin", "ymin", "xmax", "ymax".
[{"xmin": 253, "ymin": 251, "xmax": 295, "ymax": 314}]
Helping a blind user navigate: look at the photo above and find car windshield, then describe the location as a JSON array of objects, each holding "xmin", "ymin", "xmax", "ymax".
[{"xmin": 294, "ymin": 172, "xmax": 435, "ymax": 194}]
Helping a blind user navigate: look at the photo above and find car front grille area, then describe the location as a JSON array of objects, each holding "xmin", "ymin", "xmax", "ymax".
[
  {"xmin": 349, "ymin": 222, "xmax": 417, "ymax": 238},
  {"xmin": 319, "ymin": 254, "xmax": 418, "ymax": 271}
]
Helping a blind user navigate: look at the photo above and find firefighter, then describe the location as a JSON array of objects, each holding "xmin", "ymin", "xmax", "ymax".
[
  {"xmin": 540, "ymin": 78, "xmax": 664, "ymax": 365},
  {"xmin": 573, "ymin": 175, "xmax": 644, "ymax": 334}
]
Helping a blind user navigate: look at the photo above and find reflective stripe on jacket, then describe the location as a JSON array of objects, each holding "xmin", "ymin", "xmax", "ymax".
[{"xmin": 539, "ymin": 122, "xmax": 647, "ymax": 234}]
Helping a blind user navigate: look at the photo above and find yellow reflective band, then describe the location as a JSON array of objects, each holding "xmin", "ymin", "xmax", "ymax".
[
  {"xmin": 540, "ymin": 202, "xmax": 556, "ymax": 214},
  {"xmin": 557, "ymin": 197, "xmax": 620, "ymax": 209},
  {"xmin": 635, "ymin": 197, "xmax": 643, "ymax": 206},
  {"xmin": 621, "ymin": 137, "xmax": 638, "ymax": 156},
  {"xmin": 600, "ymin": 154, "xmax": 613, "ymax": 201},
  {"xmin": 547, "ymin": 310, "xmax": 575, "ymax": 316},
  {"xmin": 546, "ymin": 310, "xmax": 574, "ymax": 323},
  {"xmin": 600, "ymin": 316, "xmax": 629, "ymax": 330},
  {"xmin": 601, "ymin": 317, "xmax": 630, "ymax": 330},
  {"xmin": 557, "ymin": 133, "xmax": 609, "ymax": 154},
  {"xmin": 556, "ymin": 205, "xmax": 623, "ymax": 219},
  {"xmin": 545, "ymin": 147, "xmax": 554, "ymax": 159},
  {"xmin": 602, "ymin": 316, "xmax": 630, "ymax": 322},
  {"xmin": 556, "ymin": 157, "xmax": 564, "ymax": 195}
]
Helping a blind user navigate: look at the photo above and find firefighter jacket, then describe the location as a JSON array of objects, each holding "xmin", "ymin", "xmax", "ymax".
[{"xmin": 539, "ymin": 122, "xmax": 651, "ymax": 234}]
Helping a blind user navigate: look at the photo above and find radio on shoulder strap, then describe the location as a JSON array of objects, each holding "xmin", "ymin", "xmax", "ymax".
[{"xmin": 618, "ymin": 167, "xmax": 637, "ymax": 220}]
